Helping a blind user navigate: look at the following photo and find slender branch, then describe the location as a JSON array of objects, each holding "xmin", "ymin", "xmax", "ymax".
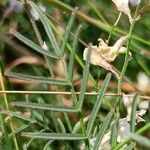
[
  {"xmin": 117, "ymin": 5, "xmax": 140, "ymax": 105},
  {"xmin": 107, "ymin": 12, "xmax": 122, "ymax": 44}
]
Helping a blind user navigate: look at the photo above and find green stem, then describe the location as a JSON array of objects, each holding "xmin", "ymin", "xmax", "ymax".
[
  {"xmin": 0, "ymin": 68, "xmax": 19, "ymax": 150},
  {"xmin": 107, "ymin": 12, "xmax": 122, "ymax": 44},
  {"xmin": 117, "ymin": 5, "xmax": 140, "ymax": 107}
]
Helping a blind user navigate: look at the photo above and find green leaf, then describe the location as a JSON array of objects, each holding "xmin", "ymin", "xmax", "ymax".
[
  {"xmin": 21, "ymin": 132, "xmax": 87, "ymax": 140},
  {"xmin": 86, "ymin": 73, "xmax": 112, "ymax": 136},
  {"xmin": 130, "ymin": 94, "xmax": 138, "ymax": 132},
  {"xmin": 131, "ymin": 133, "xmax": 150, "ymax": 148},
  {"xmin": 60, "ymin": 7, "xmax": 78, "ymax": 56},
  {"xmin": 68, "ymin": 25, "xmax": 82, "ymax": 81},
  {"xmin": 9, "ymin": 29, "xmax": 59, "ymax": 58},
  {"xmin": 11, "ymin": 101, "xmax": 78, "ymax": 112},
  {"xmin": 78, "ymin": 45, "xmax": 91, "ymax": 108},
  {"xmin": 110, "ymin": 114, "xmax": 119, "ymax": 148},
  {"xmin": 5, "ymin": 72, "xmax": 68, "ymax": 85},
  {"xmin": 9, "ymin": 124, "xmax": 33, "ymax": 137},
  {"xmin": 93, "ymin": 109, "xmax": 114, "ymax": 150},
  {"xmin": 28, "ymin": 1, "xmax": 60, "ymax": 55},
  {"xmin": 0, "ymin": 111, "xmax": 35, "ymax": 122},
  {"xmin": 57, "ymin": 118, "xmax": 66, "ymax": 133},
  {"xmin": 73, "ymin": 115, "xmax": 90, "ymax": 134},
  {"xmin": 43, "ymin": 140, "xmax": 54, "ymax": 150}
]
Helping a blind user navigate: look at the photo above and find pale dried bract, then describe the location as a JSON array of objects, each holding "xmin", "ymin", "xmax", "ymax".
[{"xmin": 83, "ymin": 36, "xmax": 129, "ymax": 78}]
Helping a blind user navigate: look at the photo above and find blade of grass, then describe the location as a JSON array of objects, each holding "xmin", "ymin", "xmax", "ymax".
[
  {"xmin": 110, "ymin": 114, "xmax": 119, "ymax": 148},
  {"xmin": 43, "ymin": 140, "xmax": 54, "ymax": 150},
  {"xmin": 86, "ymin": 73, "xmax": 112, "ymax": 136},
  {"xmin": 9, "ymin": 29, "xmax": 59, "ymax": 58},
  {"xmin": 78, "ymin": 44, "xmax": 91, "ymax": 108},
  {"xmin": 28, "ymin": 1, "xmax": 60, "ymax": 55},
  {"xmin": 57, "ymin": 118, "xmax": 66, "ymax": 133},
  {"xmin": 93, "ymin": 109, "xmax": 114, "ymax": 150},
  {"xmin": 5, "ymin": 72, "xmax": 68, "ymax": 85},
  {"xmin": 130, "ymin": 94, "xmax": 138, "ymax": 132},
  {"xmin": 73, "ymin": 115, "xmax": 90, "ymax": 134},
  {"xmin": 9, "ymin": 124, "xmax": 33, "ymax": 137},
  {"xmin": 11, "ymin": 101, "xmax": 78, "ymax": 112},
  {"xmin": 130, "ymin": 133, "xmax": 150, "ymax": 148},
  {"xmin": 60, "ymin": 7, "xmax": 78, "ymax": 56},
  {"xmin": 68, "ymin": 25, "xmax": 82, "ymax": 82},
  {"xmin": 0, "ymin": 111, "xmax": 35, "ymax": 122},
  {"xmin": 21, "ymin": 132, "xmax": 87, "ymax": 140},
  {"xmin": 25, "ymin": 128, "xmax": 47, "ymax": 148}
]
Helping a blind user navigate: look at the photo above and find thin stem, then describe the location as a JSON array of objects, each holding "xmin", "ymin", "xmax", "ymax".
[
  {"xmin": 0, "ymin": 68, "xmax": 19, "ymax": 150},
  {"xmin": 0, "ymin": 91, "xmax": 150, "ymax": 100},
  {"xmin": 107, "ymin": 12, "xmax": 122, "ymax": 44},
  {"xmin": 117, "ymin": 5, "xmax": 140, "ymax": 106}
]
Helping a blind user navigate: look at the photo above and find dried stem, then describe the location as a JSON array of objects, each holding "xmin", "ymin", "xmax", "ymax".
[{"xmin": 0, "ymin": 90, "xmax": 150, "ymax": 101}]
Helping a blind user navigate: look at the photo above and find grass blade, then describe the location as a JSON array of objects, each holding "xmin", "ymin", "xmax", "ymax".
[
  {"xmin": 68, "ymin": 25, "xmax": 82, "ymax": 81},
  {"xmin": 60, "ymin": 7, "xmax": 78, "ymax": 56},
  {"xmin": 110, "ymin": 114, "xmax": 119, "ymax": 148},
  {"xmin": 9, "ymin": 29, "xmax": 59, "ymax": 58},
  {"xmin": 57, "ymin": 118, "xmax": 66, "ymax": 133},
  {"xmin": 93, "ymin": 109, "xmax": 114, "ymax": 150},
  {"xmin": 130, "ymin": 94, "xmax": 138, "ymax": 132},
  {"xmin": 9, "ymin": 124, "xmax": 33, "ymax": 137},
  {"xmin": 0, "ymin": 111, "xmax": 35, "ymax": 122},
  {"xmin": 11, "ymin": 101, "xmax": 78, "ymax": 112},
  {"xmin": 28, "ymin": 1, "xmax": 60, "ymax": 55},
  {"xmin": 21, "ymin": 132, "xmax": 87, "ymax": 140},
  {"xmin": 5, "ymin": 72, "xmax": 68, "ymax": 85},
  {"xmin": 131, "ymin": 133, "xmax": 150, "ymax": 148},
  {"xmin": 78, "ymin": 45, "xmax": 91, "ymax": 108},
  {"xmin": 86, "ymin": 73, "xmax": 112, "ymax": 136},
  {"xmin": 73, "ymin": 115, "xmax": 90, "ymax": 134},
  {"xmin": 43, "ymin": 140, "xmax": 54, "ymax": 150}
]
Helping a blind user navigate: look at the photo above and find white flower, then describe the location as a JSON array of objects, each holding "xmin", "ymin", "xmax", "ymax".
[
  {"xmin": 83, "ymin": 36, "xmax": 129, "ymax": 78},
  {"xmin": 112, "ymin": 0, "xmax": 133, "ymax": 24}
]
